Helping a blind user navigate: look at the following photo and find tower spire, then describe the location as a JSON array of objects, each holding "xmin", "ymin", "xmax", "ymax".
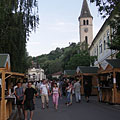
[
  {"xmin": 78, "ymin": 0, "xmax": 93, "ymax": 47},
  {"xmin": 79, "ymin": 0, "xmax": 93, "ymax": 19}
]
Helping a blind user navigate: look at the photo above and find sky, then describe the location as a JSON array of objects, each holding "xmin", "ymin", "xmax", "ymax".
[{"xmin": 27, "ymin": 0, "xmax": 106, "ymax": 57}]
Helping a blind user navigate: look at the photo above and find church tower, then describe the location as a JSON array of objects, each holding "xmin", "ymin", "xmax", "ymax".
[{"xmin": 78, "ymin": 0, "xmax": 93, "ymax": 47}]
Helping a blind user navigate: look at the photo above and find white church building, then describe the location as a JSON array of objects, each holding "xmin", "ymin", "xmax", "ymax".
[{"xmin": 28, "ymin": 67, "xmax": 46, "ymax": 81}]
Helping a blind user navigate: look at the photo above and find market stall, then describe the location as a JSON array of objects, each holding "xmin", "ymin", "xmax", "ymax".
[
  {"xmin": 76, "ymin": 66, "xmax": 98, "ymax": 95},
  {"xmin": 98, "ymin": 59, "xmax": 120, "ymax": 104},
  {"xmin": 0, "ymin": 54, "xmax": 24, "ymax": 120}
]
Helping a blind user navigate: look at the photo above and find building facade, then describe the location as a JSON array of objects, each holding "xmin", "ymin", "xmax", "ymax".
[
  {"xmin": 28, "ymin": 67, "xmax": 46, "ymax": 81},
  {"xmin": 89, "ymin": 16, "xmax": 117, "ymax": 66},
  {"xmin": 78, "ymin": 0, "xmax": 93, "ymax": 47}
]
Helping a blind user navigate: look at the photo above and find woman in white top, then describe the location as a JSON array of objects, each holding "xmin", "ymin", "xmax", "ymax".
[{"xmin": 52, "ymin": 83, "xmax": 61, "ymax": 109}]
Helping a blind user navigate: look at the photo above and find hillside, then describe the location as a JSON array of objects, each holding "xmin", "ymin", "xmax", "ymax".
[{"xmin": 30, "ymin": 42, "xmax": 95, "ymax": 76}]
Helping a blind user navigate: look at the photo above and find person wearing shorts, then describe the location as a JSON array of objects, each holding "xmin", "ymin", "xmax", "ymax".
[
  {"xmin": 22, "ymin": 81, "xmax": 38, "ymax": 120},
  {"xmin": 40, "ymin": 80, "xmax": 50, "ymax": 109},
  {"xmin": 15, "ymin": 82, "xmax": 24, "ymax": 120}
]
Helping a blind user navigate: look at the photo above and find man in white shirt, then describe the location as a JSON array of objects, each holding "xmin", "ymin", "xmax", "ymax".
[{"xmin": 40, "ymin": 80, "xmax": 49, "ymax": 109}]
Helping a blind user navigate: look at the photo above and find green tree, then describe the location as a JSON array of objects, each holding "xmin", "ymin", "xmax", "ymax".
[
  {"xmin": 48, "ymin": 59, "xmax": 62, "ymax": 74},
  {"xmin": 65, "ymin": 50, "xmax": 90, "ymax": 70},
  {"xmin": 0, "ymin": 0, "xmax": 39, "ymax": 73},
  {"xmin": 90, "ymin": 0, "xmax": 120, "ymax": 51}
]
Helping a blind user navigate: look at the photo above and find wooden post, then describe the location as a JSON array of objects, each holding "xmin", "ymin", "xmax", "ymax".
[
  {"xmin": 1, "ymin": 71, "xmax": 6, "ymax": 120},
  {"xmin": 96, "ymin": 75, "xmax": 100, "ymax": 102},
  {"xmin": 113, "ymin": 70, "xmax": 117, "ymax": 104},
  {"xmin": 81, "ymin": 75, "xmax": 84, "ymax": 95}
]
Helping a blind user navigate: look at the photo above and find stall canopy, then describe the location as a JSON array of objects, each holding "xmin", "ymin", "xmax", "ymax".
[
  {"xmin": 77, "ymin": 66, "xmax": 98, "ymax": 75},
  {"xmin": 99, "ymin": 59, "xmax": 120, "ymax": 73},
  {"xmin": 63, "ymin": 70, "xmax": 76, "ymax": 79},
  {"xmin": 106, "ymin": 59, "xmax": 120, "ymax": 68}
]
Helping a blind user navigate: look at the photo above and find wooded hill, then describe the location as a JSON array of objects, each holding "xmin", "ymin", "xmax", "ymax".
[{"xmin": 31, "ymin": 42, "xmax": 96, "ymax": 76}]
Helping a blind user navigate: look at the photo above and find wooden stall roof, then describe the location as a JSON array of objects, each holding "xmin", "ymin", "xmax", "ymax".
[
  {"xmin": 64, "ymin": 70, "xmax": 76, "ymax": 75},
  {"xmin": 98, "ymin": 59, "xmax": 120, "ymax": 74},
  {"xmin": 0, "ymin": 54, "xmax": 10, "ymax": 71},
  {"xmin": 76, "ymin": 66, "xmax": 98, "ymax": 75},
  {"xmin": 63, "ymin": 70, "xmax": 76, "ymax": 77},
  {"xmin": 106, "ymin": 59, "xmax": 120, "ymax": 68}
]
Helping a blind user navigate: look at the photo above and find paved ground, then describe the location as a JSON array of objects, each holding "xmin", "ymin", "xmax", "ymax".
[{"xmin": 30, "ymin": 96, "xmax": 120, "ymax": 120}]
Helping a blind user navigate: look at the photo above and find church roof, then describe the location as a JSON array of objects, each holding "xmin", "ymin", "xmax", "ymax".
[{"xmin": 79, "ymin": 0, "xmax": 93, "ymax": 19}]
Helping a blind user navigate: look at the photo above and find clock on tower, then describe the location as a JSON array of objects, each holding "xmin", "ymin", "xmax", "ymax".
[{"xmin": 84, "ymin": 28, "xmax": 88, "ymax": 33}]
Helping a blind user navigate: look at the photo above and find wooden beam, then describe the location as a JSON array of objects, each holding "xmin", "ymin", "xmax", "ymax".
[
  {"xmin": 0, "ymin": 68, "xmax": 6, "ymax": 72},
  {"xmin": 5, "ymin": 74, "xmax": 12, "ymax": 80},
  {"xmin": 114, "ymin": 68, "xmax": 120, "ymax": 72},
  {"xmin": 98, "ymin": 68, "xmax": 120, "ymax": 75},
  {"xmin": 1, "ymin": 71, "xmax": 6, "ymax": 120},
  {"xmin": 83, "ymin": 73, "xmax": 98, "ymax": 76},
  {"xmin": 98, "ymin": 70, "xmax": 113, "ymax": 74},
  {"xmin": 81, "ymin": 75, "xmax": 84, "ymax": 95},
  {"xmin": 77, "ymin": 73, "xmax": 98, "ymax": 76},
  {"xmin": 5, "ymin": 72, "xmax": 24, "ymax": 77}
]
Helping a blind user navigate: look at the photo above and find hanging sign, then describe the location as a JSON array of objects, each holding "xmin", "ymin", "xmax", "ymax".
[{"xmin": 113, "ymin": 78, "xmax": 116, "ymax": 84}]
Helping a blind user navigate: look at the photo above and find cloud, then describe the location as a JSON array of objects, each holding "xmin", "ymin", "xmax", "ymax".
[{"xmin": 46, "ymin": 21, "xmax": 78, "ymax": 33}]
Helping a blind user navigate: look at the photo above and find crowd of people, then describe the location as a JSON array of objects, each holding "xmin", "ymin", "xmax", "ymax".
[{"xmin": 13, "ymin": 78, "xmax": 92, "ymax": 120}]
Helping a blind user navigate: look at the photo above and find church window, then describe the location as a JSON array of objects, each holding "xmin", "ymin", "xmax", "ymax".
[
  {"xmin": 83, "ymin": 20, "xmax": 86, "ymax": 25},
  {"xmin": 86, "ymin": 20, "xmax": 89, "ymax": 25},
  {"xmin": 85, "ymin": 36, "xmax": 88, "ymax": 44}
]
